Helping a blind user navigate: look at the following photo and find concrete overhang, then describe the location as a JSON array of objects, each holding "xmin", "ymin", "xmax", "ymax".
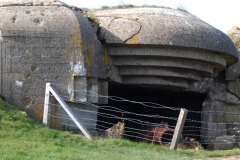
[{"xmin": 93, "ymin": 8, "xmax": 239, "ymax": 89}]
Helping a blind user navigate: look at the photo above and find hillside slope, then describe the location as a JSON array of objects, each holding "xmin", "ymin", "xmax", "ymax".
[{"xmin": 0, "ymin": 99, "xmax": 240, "ymax": 159}]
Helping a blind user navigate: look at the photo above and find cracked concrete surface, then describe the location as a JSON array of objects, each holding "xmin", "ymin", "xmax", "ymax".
[
  {"xmin": 91, "ymin": 8, "xmax": 239, "ymax": 90},
  {"xmin": 98, "ymin": 17, "xmax": 141, "ymax": 43},
  {"xmin": 93, "ymin": 8, "xmax": 239, "ymax": 62}
]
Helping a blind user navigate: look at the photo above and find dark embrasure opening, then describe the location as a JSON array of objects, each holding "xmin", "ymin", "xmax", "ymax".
[{"xmin": 97, "ymin": 83, "xmax": 206, "ymax": 143}]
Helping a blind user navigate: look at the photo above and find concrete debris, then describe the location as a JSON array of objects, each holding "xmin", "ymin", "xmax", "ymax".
[
  {"xmin": 211, "ymin": 135, "xmax": 236, "ymax": 150},
  {"xmin": 228, "ymin": 123, "xmax": 240, "ymax": 147},
  {"xmin": 106, "ymin": 121, "xmax": 125, "ymax": 138}
]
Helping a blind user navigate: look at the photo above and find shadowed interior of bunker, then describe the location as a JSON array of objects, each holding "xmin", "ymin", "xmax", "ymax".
[{"xmin": 97, "ymin": 82, "xmax": 207, "ymax": 143}]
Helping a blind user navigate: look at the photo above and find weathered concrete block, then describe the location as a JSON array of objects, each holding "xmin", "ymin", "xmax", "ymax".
[
  {"xmin": 211, "ymin": 135, "xmax": 236, "ymax": 150},
  {"xmin": 226, "ymin": 63, "xmax": 240, "ymax": 80},
  {"xmin": 201, "ymin": 122, "xmax": 227, "ymax": 142},
  {"xmin": 0, "ymin": 1, "xmax": 105, "ymax": 122},
  {"xmin": 228, "ymin": 80, "xmax": 240, "ymax": 98},
  {"xmin": 73, "ymin": 77, "xmax": 108, "ymax": 104},
  {"xmin": 227, "ymin": 123, "xmax": 240, "ymax": 147},
  {"xmin": 98, "ymin": 80, "xmax": 108, "ymax": 104},
  {"xmin": 201, "ymin": 98, "xmax": 240, "ymax": 142}
]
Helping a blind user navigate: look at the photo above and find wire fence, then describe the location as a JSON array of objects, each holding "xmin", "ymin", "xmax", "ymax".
[{"xmin": 44, "ymin": 83, "xmax": 240, "ymax": 149}]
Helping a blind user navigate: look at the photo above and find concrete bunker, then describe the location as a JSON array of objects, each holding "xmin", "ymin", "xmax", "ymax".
[
  {"xmin": 0, "ymin": 1, "xmax": 239, "ymax": 147},
  {"xmin": 93, "ymin": 8, "xmax": 239, "ymax": 145}
]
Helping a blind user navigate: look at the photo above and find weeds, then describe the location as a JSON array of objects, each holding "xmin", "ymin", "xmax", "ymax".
[{"xmin": 100, "ymin": 5, "xmax": 171, "ymax": 10}]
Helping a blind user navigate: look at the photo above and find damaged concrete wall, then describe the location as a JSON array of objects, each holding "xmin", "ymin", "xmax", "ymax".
[
  {"xmin": 92, "ymin": 8, "xmax": 240, "ymax": 145},
  {"xmin": 186, "ymin": 26, "xmax": 240, "ymax": 143}
]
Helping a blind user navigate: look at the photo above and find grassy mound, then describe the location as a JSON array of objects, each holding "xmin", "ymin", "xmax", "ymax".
[{"xmin": 0, "ymin": 99, "xmax": 239, "ymax": 160}]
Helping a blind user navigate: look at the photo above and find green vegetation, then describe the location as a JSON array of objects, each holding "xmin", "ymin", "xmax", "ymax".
[
  {"xmin": 100, "ymin": 4, "xmax": 171, "ymax": 10},
  {"xmin": 0, "ymin": 99, "xmax": 240, "ymax": 160},
  {"xmin": 175, "ymin": 4, "xmax": 189, "ymax": 12},
  {"xmin": 98, "ymin": 3, "xmax": 190, "ymax": 13},
  {"xmin": 227, "ymin": 26, "xmax": 240, "ymax": 51}
]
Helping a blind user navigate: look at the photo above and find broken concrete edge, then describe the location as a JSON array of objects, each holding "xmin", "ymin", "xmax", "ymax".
[
  {"xmin": 187, "ymin": 79, "xmax": 240, "ymax": 104},
  {"xmin": 81, "ymin": 10, "xmax": 100, "ymax": 33}
]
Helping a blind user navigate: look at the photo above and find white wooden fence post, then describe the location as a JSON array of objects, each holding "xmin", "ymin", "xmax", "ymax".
[
  {"xmin": 170, "ymin": 108, "xmax": 188, "ymax": 150},
  {"xmin": 43, "ymin": 83, "xmax": 51, "ymax": 126}
]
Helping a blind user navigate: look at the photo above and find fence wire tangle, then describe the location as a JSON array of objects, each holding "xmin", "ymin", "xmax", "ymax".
[{"xmin": 44, "ymin": 83, "xmax": 240, "ymax": 148}]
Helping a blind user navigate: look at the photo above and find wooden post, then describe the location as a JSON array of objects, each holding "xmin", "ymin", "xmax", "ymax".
[
  {"xmin": 43, "ymin": 83, "xmax": 51, "ymax": 126},
  {"xmin": 170, "ymin": 108, "xmax": 188, "ymax": 150},
  {"xmin": 49, "ymin": 85, "xmax": 93, "ymax": 140}
]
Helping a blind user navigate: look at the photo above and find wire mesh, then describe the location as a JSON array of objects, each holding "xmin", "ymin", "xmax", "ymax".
[{"xmin": 44, "ymin": 83, "xmax": 240, "ymax": 148}]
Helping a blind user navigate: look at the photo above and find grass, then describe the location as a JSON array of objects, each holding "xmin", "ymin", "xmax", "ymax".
[
  {"xmin": 98, "ymin": 4, "xmax": 190, "ymax": 13},
  {"xmin": 0, "ymin": 99, "xmax": 240, "ymax": 160},
  {"xmin": 100, "ymin": 5, "xmax": 171, "ymax": 10}
]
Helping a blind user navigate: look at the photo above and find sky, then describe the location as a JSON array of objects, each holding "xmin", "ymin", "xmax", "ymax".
[{"xmin": 59, "ymin": 0, "xmax": 240, "ymax": 33}]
